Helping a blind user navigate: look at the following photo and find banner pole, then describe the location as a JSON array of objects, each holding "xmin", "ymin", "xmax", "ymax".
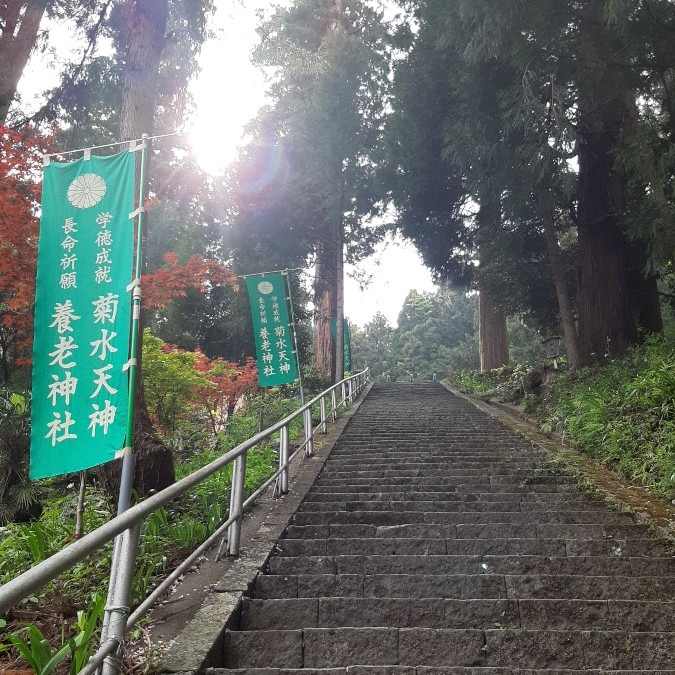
[
  {"xmin": 99, "ymin": 135, "xmax": 149, "ymax": 675},
  {"xmin": 117, "ymin": 134, "xmax": 148, "ymax": 515},
  {"xmin": 284, "ymin": 270, "xmax": 305, "ymax": 404}
]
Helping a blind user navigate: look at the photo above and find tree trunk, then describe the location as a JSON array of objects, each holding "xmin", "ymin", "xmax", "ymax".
[
  {"xmin": 537, "ymin": 187, "xmax": 581, "ymax": 370},
  {"xmin": 0, "ymin": 0, "xmax": 49, "ymax": 123},
  {"xmin": 476, "ymin": 197, "xmax": 509, "ymax": 373},
  {"xmin": 335, "ymin": 225, "xmax": 344, "ymax": 382},
  {"xmin": 313, "ymin": 240, "xmax": 337, "ymax": 380},
  {"xmin": 627, "ymin": 242, "xmax": 663, "ymax": 336},
  {"xmin": 478, "ymin": 282, "xmax": 509, "ymax": 372},
  {"xmin": 576, "ymin": 0, "xmax": 638, "ymax": 365},
  {"xmin": 97, "ymin": 0, "xmax": 175, "ymax": 501}
]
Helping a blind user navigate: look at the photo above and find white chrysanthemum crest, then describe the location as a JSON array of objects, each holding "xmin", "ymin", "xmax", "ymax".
[{"xmin": 67, "ymin": 174, "xmax": 107, "ymax": 209}]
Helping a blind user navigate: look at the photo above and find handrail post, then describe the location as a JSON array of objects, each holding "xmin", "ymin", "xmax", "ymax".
[
  {"xmin": 341, "ymin": 382, "xmax": 346, "ymax": 408},
  {"xmin": 227, "ymin": 452, "xmax": 247, "ymax": 556},
  {"xmin": 348, "ymin": 379, "xmax": 354, "ymax": 403},
  {"xmin": 100, "ymin": 523, "xmax": 141, "ymax": 675},
  {"xmin": 279, "ymin": 425, "xmax": 289, "ymax": 494},
  {"xmin": 330, "ymin": 389, "xmax": 337, "ymax": 421},
  {"xmin": 320, "ymin": 396, "xmax": 327, "ymax": 433},
  {"xmin": 303, "ymin": 407, "xmax": 313, "ymax": 457}
]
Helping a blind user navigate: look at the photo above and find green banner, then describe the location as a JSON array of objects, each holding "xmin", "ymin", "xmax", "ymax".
[
  {"xmin": 246, "ymin": 274, "xmax": 298, "ymax": 388},
  {"xmin": 330, "ymin": 318, "xmax": 352, "ymax": 373},
  {"xmin": 30, "ymin": 150, "xmax": 136, "ymax": 479}
]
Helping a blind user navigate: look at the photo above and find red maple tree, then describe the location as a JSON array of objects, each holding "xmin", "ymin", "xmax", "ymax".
[
  {"xmin": 142, "ymin": 252, "xmax": 238, "ymax": 310},
  {"xmin": 0, "ymin": 126, "xmax": 51, "ymax": 375},
  {"xmin": 193, "ymin": 352, "xmax": 258, "ymax": 434}
]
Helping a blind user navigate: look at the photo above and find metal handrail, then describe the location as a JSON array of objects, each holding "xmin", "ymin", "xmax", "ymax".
[{"xmin": 0, "ymin": 368, "xmax": 370, "ymax": 672}]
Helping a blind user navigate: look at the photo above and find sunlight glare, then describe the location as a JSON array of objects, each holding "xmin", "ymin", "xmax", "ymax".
[{"xmin": 188, "ymin": 3, "xmax": 271, "ymax": 176}]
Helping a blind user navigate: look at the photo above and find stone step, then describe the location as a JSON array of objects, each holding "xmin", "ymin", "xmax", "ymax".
[
  {"xmin": 276, "ymin": 537, "xmax": 670, "ymax": 558},
  {"xmin": 284, "ymin": 522, "xmax": 653, "ymax": 540},
  {"xmin": 306, "ymin": 487, "xmax": 597, "ymax": 502},
  {"xmin": 303, "ymin": 495, "xmax": 607, "ymax": 511},
  {"xmin": 314, "ymin": 481, "xmax": 580, "ymax": 493},
  {"xmin": 290, "ymin": 510, "xmax": 644, "ymax": 532},
  {"xmin": 240, "ymin": 597, "xmax": 675, "ymax": 631},
  {"xmin": 326, "ymin": 452, "xmax": 539, "ymax": 461},
  {"xmin": 266, "ymin": 554, "xmax": 674, "ymax": 577},
  {"xmin": 299, "ymin": 504, "xmax": 629, "ymax": 523},
  {"xmin": 316, "ymin": 471, "xmax": 573, "ymax": 484},
  {"xmin": 222, "ymin": 627, "xmax": 675, "ymax": 669},
  {"xmin": 320, "ymin": 467, "xmax": 542, "ymax": 477},
  {"xmin": 322, "ymin": 458, "xmax": 541, "ymax": 468},
  {"xmin": 253, "ymin": 573, "xmax": 675, "ymax": 601}
]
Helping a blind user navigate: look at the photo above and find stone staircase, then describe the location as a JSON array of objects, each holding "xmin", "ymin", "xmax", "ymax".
[{"xmin": 211, "ymin": 382, "xmax": 675, "ymax": 673}]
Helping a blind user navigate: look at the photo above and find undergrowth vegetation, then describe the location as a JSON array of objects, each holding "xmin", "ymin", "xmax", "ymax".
[{"xmin": 454, "ymin": 334, "xmax": 675, "ymax": 500}]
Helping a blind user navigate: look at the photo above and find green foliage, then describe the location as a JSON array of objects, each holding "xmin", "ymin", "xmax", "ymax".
[
  {"xmin": 0, "ymin": 593, "xmax": 104, "ymax": 675},
  {"xmin": 142, "ymin": 330, "xmax": 212, "ymax": 444},
  {"xmin": 0, "ymin": 388, "xmax": 38, "ymax": 524},
  {"xmin": 1, "ymin": 623, "xmax": 76, "ymax": 675},
  {"xmin": 395, "ymin": 287, "xmax": 477, "ymax": 380},
  {"xmin": 460, "ymin": 335, "xmax": 675, "ymax": 500},
  {"xmin": 0, "ymin": 491, "xmax": 114, "ymax": 591},
  {"xmin": 532, "ymin": 336, "xmax": 675, "ymax": 498},
  {"xmin": 350, "ymin": 313, "xmax": 395, "ymax": 381},
  {"xmin": 455, "ymin": 363, "xmax": 538, "ymax": 403}
]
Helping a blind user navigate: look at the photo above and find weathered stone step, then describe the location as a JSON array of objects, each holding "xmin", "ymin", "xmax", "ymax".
[
  {"xmin": 327, "ymin": 451, "xmax": 538, "ymax": 460},
  {"xmin": 240, "ymin": 597, "xmax": 675, "ymax": 632},
  {"xmin": 276, "ymin": 537, "xmax": 669, "ymax": 558},
  {"xmin": 300, "ymin": 503, "xmax": 629, "ymax": 523},
  {"xmin": 326, "ymin": 455, "xmax": 542, "ymax": 464},
  {"xmin": 306, "ymin": 487, "xmax": 596, "ymax": 502},
  {"xmin": 321, "ymin": 465, "xmax": 541, "ymax": 476},
  {"xmin": 303, "ymin": 493, "xmax": 605, "ymax": 509},
  {"xmin": 290, "ymin": 510, "xmax": 643, "ymax": 531},
  {"xmin": 316, "ymin": 470, "xmax": 572, "ymax": 484},
  {"xmin": 253, "ymin": 573, "xmax": 675, "ymax": 601},
  {"xmin": 222, "ymin": 627, "xmax": 675, "ymax": 669},
  {"xmin": 284, "ymin": 522, "xmax": 652, "ymax": 541},
  {"xmin": 266, "ymin": 554, "xmax": 674, "ymax": 577},
  {"xmin": 315, "ymin": 480, "xmax": 580, "ymax": 493}
]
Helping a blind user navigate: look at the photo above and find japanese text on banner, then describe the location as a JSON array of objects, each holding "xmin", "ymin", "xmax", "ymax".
[
  {"xmin": 246, "ymin": 274, "xmax": 298, "ymax": 388},
  {"xmin": 30, "ymin": 151, "xmax": 135, "ymax": 479}
]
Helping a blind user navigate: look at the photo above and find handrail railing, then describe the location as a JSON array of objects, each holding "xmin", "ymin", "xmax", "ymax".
[{"xmin": 0, "ymin": 368, "xmax": 370, "ymax": 674}]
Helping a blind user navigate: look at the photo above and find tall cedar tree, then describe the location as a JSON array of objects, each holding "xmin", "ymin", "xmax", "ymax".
[{"xmin": 251, "ymin": 0, "xmax": 388, "ymax": 381}]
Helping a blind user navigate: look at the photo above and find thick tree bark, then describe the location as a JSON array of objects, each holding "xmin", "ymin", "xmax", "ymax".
[
  {"xmin": 576, "ymin": 0, "xmax": 638, "ymax": 365},
  {"xmin": 476, "ymin": 197, "xmax": 509, "ymax": 373},
  {"xmin": 478, "ymin": 282, "xmax": 509, "ymax": 372},
  {"xmin": 118, "ymin": 0, "xmax": 166, "ymax": 140},
  {"xmin": 0, "ymin": 0, "xmax": 49, "ymax": 123},
  {"xmin": 98, "ymin": 0, "xmax": 175, "ymax": 500},
  {"xmin": 536, "ymin": 187, "xmax": 581, "ymax": 370},
  {"xmin": 314, "ymin": 240, "xmax": 337, "ymax": 380}
]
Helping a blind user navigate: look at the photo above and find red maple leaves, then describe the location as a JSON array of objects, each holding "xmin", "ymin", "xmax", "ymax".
[
  {"xmin": 142, "ymin": 252, "xmax": 238, "ymax": 309},
  {"xmin": 0, "ymin": 126, "xmax": 51, "ymax": 366}
]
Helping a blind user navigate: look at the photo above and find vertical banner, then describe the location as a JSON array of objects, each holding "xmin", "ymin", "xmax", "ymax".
[
  {"xmin": 330, "ymin": 318, "xmax": 352, "ymax": 373},
  {"xmin": 246, "ymin": 274, "xmax": 299, "ymax": 387},
  {"xmin": 30, "ymin": 151, "xmax": 136, "ymax": 479}
]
